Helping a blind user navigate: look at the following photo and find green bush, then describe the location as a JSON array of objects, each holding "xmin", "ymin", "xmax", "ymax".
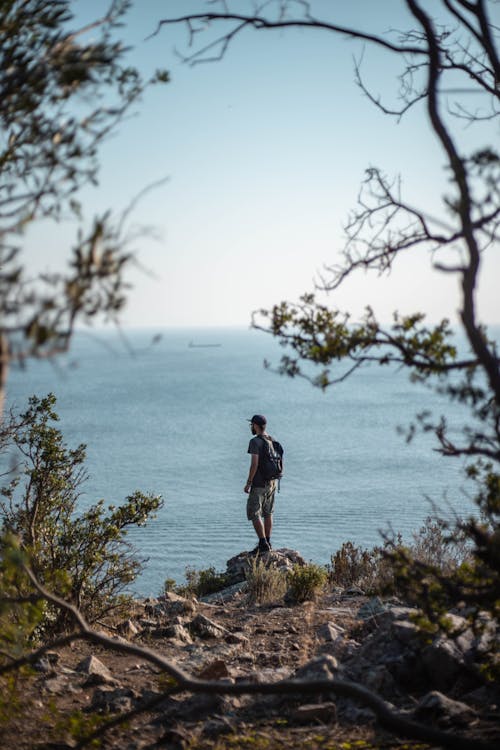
[
  {"xmin": 176, "ymin": 566, "xmax": 231, "ymax": 598},
  {"xmin": 287, "ymin": 563, "xmax": 328, "ymax": 603},
  {"xmin": 246, "ymin": 557, "xmax": 287, "ymax": 604},
  {"xmin": 0, "ymin": 394, "xmax": 163, "ymax": 636}
]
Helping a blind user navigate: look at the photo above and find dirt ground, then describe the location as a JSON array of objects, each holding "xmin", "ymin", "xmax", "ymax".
[{"xmin": 1, "ymin": 590, "xmax": 497, "ymax": 750}]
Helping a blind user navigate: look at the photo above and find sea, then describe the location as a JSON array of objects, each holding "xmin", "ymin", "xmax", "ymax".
[{"xmin": 3, "ymin": 326, "xmax": 487, "ymax": 597}]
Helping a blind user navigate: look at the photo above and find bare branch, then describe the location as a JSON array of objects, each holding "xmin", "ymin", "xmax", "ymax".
[{"xmin": 149, "ymin": 11, "xmax": 427, "ymax": 65}]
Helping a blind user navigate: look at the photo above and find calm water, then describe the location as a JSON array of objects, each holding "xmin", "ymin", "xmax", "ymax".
[{"xmin": 4, "ymin": 327, "xmax": 482, "ymax": 596}]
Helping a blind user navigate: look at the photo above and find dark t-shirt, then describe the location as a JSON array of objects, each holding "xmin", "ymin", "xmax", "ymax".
[{"xmin": 247, "ymin": 435, "xmax": 268, "ymax": 488}]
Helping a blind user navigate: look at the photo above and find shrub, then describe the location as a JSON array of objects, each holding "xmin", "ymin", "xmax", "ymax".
[
  {"xmin": 0, "ymin": 394, "xmax": 163, "ymax": 635},
  {"xmin": 328, "ymin": 541, "xmax": 385, "ymax": 592},
  {"xmin": 287, "ymin": 563, "xmax": 328, "ymax": 603},
  {"xmin": 245, "ymin": 558, "xmax": 287, "ymax": 604},
  {"xmin": 176, "ymin": 566, "xmax": 231, "ymax": 598},
  {"xmin": 409, "ymin": 515, "xmax": 471, "ymax": 571}
]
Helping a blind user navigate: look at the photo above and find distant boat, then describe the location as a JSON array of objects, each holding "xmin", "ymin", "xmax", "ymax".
[{"xmin": 188, "ymin": 340, "xmax": 222, "ymax": 348}]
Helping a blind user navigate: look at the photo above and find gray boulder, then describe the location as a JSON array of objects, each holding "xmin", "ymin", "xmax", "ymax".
[{"xmin": 414, "ymin": 690, "xmax": 477, "ymax": 727}]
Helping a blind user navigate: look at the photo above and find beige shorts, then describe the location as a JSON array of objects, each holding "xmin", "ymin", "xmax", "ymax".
[{"xmin": 246, "ymin": 482, "xmax": 276, "ymax": 521}]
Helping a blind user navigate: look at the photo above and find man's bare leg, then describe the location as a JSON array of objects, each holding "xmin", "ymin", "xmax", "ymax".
[
  {"xmin": 252, "ymin": 517, "xmax": 265, "ymax": 539},
  {"xmin": 264, "ymin": 515, "xmax": 273, "ymax": 542}
]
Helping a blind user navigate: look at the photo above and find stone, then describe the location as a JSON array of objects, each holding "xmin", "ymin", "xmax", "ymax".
[
  {"xmin": 357, "ymin": 597, "xmax": 386, "ymax": 619},
  {"xmin": 292, "ymin": 702, "xmax": 337, "ymax": 723},
  {"xmin": 190, "ymin": 613, "xmax": 228, "ymax": 639},
  {"xmin": 422, "ymin": 637, "xmax": 465, "ymax": 690},
  {"xmin": 344, "ymin": 586, "xmax": 365, "ymax": 596},
  {"xmin": 318, "ymin": 622, "xmax": 345, "ymax": 642},
  {"xmin": 76, "ymin": 655, "xmax": 115, "ymax": 685},
  {"xmin": 117, "ymin": 619, "xmax": 141, "ymax": 639},
  {"xmin": 42, "ymin": 675, "xmax": 80, "ymax": 695},
  {"xmin": 90, "ymin": 686, "xmax": 138, "ymax": 714},
  {"xmin": 224, "ymin": 631, "xmax": 250, "ymax": 646},
  {"xmin": 35, "ymin": 650, "xmax": 60, "ymax": 671},
  {"xmin": 225, "ymin": 548, "xmax": 307, "ymax": 585},
  {"xmin": 392, "ymin": 620, "xmax": 419, "ymax": 644},
  {"xmin": 200, "ymin": 581, "xmax": 247, "ymax": 604},
  {"xmin": 161, "ymin": 623, "xmax": 193, "ymax": 643},
  {"xmin": 414, "ymin": 690, "xmax": 477, "ymax": 727},
  {"xmin": 363, "ymin": 665, "xmax": 396, "ymax": 693},
  {"xmin": 293, "ymin": 654, "xmax": 339, "ymax": 682},
  {"xmin": 162, "ymin": 592, "xmax": 197, "ymax": 616},
  {"xmin": 198, "ymin": 659, "xmax": 232, "ymax": 680}
]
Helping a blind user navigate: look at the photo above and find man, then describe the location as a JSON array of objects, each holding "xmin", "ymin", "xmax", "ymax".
[{"xmin": 244, "ymin": 414, "xmax": 282, "ymax": 554}]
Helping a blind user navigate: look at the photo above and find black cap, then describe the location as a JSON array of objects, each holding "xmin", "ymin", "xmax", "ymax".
[{"xmin": 248, "ymin": 414, "xmax": 267, "ymax": 427}]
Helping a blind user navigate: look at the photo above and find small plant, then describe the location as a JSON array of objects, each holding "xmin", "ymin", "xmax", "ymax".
[
  {"xmin": 328, "ymin": 541, "xmax": 382, "ymax": 591},
  {"xmin": 163, "ymin": 577, "xmax": 177, "ymax": 594},
  {"xmin": 409, "ymin": 515, "xmax": 471, "ymax": 571},
  {"xmin": 177, "ymin": 566, "xmax": 231, "ymax": 598},
  {"xmin": 245, "ymin": 557, "xmax": 287, "ymax": 604},
  {"xmin": 287, "ymin": 562, "xmax": 328, "ymax": 603}
]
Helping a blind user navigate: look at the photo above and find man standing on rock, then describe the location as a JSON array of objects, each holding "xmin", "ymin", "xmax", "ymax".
[{"xmin": 244, "ymin": 414, "xmax": 283, "ymax": 555}]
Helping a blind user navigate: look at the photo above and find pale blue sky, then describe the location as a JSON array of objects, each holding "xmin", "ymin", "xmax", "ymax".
[{"xmin": 31, "ymin": 1, "xmax": 500, "ymax": 327}]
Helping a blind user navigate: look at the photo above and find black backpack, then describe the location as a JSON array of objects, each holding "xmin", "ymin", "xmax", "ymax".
[{"xmin": 257, "ymin": 435, "xmax": 284, "ymax": 482}]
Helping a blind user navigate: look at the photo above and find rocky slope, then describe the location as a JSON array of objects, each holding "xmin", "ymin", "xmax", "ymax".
[{"xmin": 3, "ymin": 548, "xmax": 499, "ymax": 750}]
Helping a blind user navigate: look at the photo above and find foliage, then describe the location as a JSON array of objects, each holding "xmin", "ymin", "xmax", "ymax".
[
  {"xmin": 245, "ymin": 557, "xmax": 287, "ymax": 604},
  {"xmin": 287, "ymin": 562, "xmax": 328, "ymax": 603},
  {"xmin": 0, "ymin": 393, "xmax": 163, "ymax": 636},
  {"xmin": 176, "ymin": 565, "xmax": 231, "ymax": 598},
  {"xmin": 0, "ymin": 0, "xmax": 168, "ymax": 412},
  {"xmin": 329, "ymin": 518, "xmax": 473, "ymax": 593},
  {"xmin": 328, "ymin": 541, "xmax": 387, "ymax": 594}
]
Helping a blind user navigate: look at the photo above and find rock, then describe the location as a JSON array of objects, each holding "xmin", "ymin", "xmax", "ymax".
[
  {"xmin": 138, "ymin": 618, "xmax": 158, "ymax": 629},
  {"xmin": 34, "ymin": 651, "xmax": 60, "ymax": 673},
  {"xmin": 144, "ymin": 599, "xmax": 165, "ymax": 618},
  {"xmin": 456, "ymin": 628, "xmax": 475, "ymax": 658},
  {"xmin": 117, "ymin": 619, "xmax": 141, "ymax": 639},
  {"xmin": 292, "ymin": 702, "xmax": 337, "ymax": 723},
  {"xmin": 225, "ymin": 631, "xmax": 250, "ymax": 646},
  {"xmin": 198, "ymin": 659, "xmax": 232, "ymax": 680},
  {"xmin": 200, "ymin": 581, "xmax": 247, "ymax": 604},
  {"xmin": 474, "ymin": 613, "xmax": 498, "ymax": 656},
  {"xmin": 90, "ymin": 686, "xmax": 138, "ymax": 714},
  {"xmin": 225, "ymin": 552, "xmax": 254, "ymax": 584},
  {"xmin": 76, "ymin": 655, "xmax": 115, "ymax": 685},
  {"xmin": 238, "ymin": 666, "xmax": 292, "ymax": 686},
  {"xmin": 363, "ymin": 665, "xmax": 396, "ymax": 693},
  {"xmin": 151, "ymin": 623, "xmax": 193, "ymax": 643},
  {"xmin": 422, "ymin": 636, "xmax": 465, "ymax": 690},
  {"xmin": 318, "ymin": 622, "xmax": 345, "ymax": 642},
  {"xmin": 225, "ymin": 548, "xmax": 307, "ymax": 585},
  {"xmin": 162, "ymin": 591, "xmax": 197, "ymax": 616},
  {"xmin": 293, "ymin": 654, "xmax": 339, "ymax": 682},
  {"xmin": 344, "ymin": 586, "xmax": 365, "ymax": 596},
  {"xmin": 391, "ymin": 620, "xmax": 419, "ymax": 645},
  {"xmin": 442, "ymin": 612, "xmax": 468, "ymax": 633},
  {"xmin": 42, "ymin": 675, "xmax": 80, "ymax": 695},
  {"xmin": 190, "ymin": 614, "xmax": 228, "ymax": 639},
  {"xmin": 414, "ymin": 690, "xmax": 477, "ymax": 727},
  {"xmin": 357, "ymin": 597, "xmax": 386, "ymax": 619}
]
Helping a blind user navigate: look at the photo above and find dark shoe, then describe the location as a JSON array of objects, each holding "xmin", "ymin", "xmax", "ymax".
[{"xmin": 250, "ymin": 539, "xmax": 271, "ymax": 555}]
